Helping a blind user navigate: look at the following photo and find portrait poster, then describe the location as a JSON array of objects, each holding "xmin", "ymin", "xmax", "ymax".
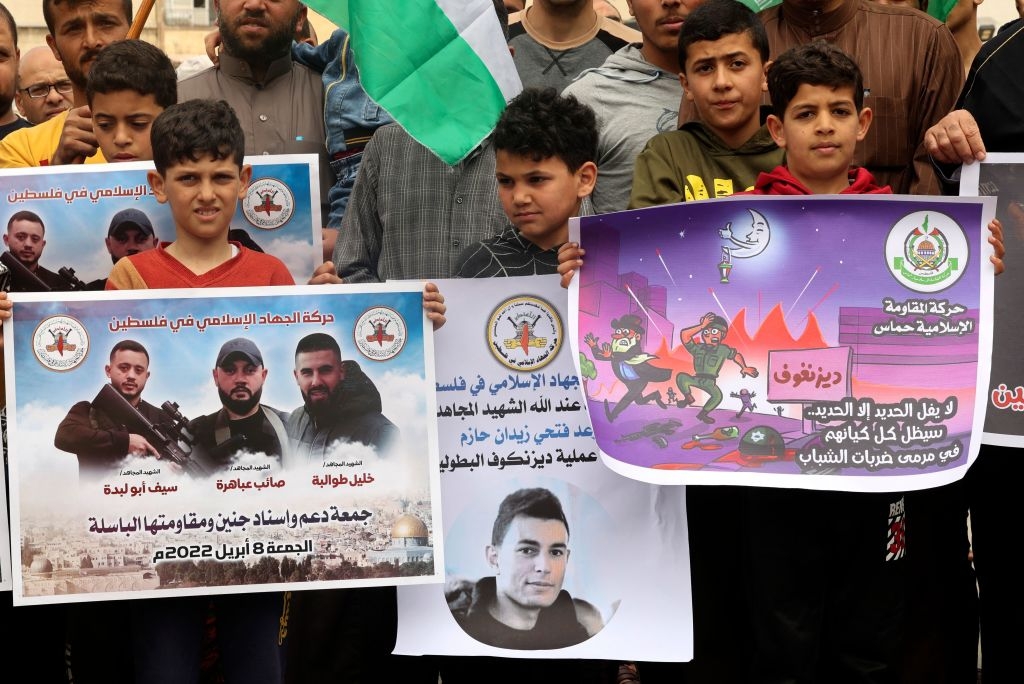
[
  {"xmin": 395, "ymin": 275, "xmax": 692, "ymax": 661},
  {"xmin": 569, "ymin": 194, "xmax": 996, "ymax": 491},
  {"xmin": 960, "ymin": 154, "xmax": 1024, "ymax": 446},
  {"xmin": 4, "ymin": 283, "xmax": 442, "ymax": 605},
  {"xmin": 0, "ymin": 154, "xmax": 321, "ymax": 288}
]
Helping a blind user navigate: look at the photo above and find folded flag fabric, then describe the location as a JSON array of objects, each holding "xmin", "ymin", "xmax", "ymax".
[{"xmin": 305, "ymin": 0, "xmax": 522, "ymax": 165}]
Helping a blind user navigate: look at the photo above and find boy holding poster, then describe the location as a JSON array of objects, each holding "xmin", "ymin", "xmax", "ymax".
[{"xmin": 739, "ymin": 41, "xmax": 1001, "ymax": 682}]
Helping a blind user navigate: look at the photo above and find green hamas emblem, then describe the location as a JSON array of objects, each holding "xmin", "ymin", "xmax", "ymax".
[{"xmin": 892, "ymin": 214, "xmax": 958, "ymax": 287}]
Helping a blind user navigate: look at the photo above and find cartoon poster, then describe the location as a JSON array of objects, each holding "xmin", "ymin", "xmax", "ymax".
[
  {"xmin": 395, "ymin": 276, "xmax": 692, "ymax": 661},
  {"xmin": 570, "ymin": 194, "xmax": 996, "ymax": 491},
  {"xmin": 0, "ymin": 155, "xmax": 321, "ymax": 289},
  {"xmin": 4, "ymin": 284, "xmax": 441, "ymax": 605},
  {"xmin": 961, "ymin": 154, "xmax": 1024, "ymax": 446}
]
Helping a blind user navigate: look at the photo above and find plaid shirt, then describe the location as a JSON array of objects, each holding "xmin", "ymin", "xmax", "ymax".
[{"xmin": 334, "ymin": 123, "xmax": 512, "ymax": 282}]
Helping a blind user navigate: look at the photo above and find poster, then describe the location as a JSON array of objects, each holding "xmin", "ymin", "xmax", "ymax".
[
  {"xmin": 395, "ymin": 275, "xmax": 692, "ymax": 661},
  {"xmin": 4, "ymin": 284, "xmax": 441, "ymax": 605},
  {"xmin": 961, "ymin": 154, "xmax": 1024, "ymax": 446},
  {"xmin": 0, "ymin": 154, "xmax": 321, "ymax": 288},
  {"xmin": 0, "ymin": 417, "xmax": 9, "ymax": 590},
  {"xmin": 570, "ymin": 194, "xmax": 996, "ymax": 491}
]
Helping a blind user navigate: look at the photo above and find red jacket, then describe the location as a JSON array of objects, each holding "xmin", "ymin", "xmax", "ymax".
[{"xmin": 746, "ymin": 165, "xmax": 892, "ymax": 195}]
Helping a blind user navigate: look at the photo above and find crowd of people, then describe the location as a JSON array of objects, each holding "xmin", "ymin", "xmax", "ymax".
[{"xmin": 0, "ymin": 0, "xmax": 1020, "ymax": 682}]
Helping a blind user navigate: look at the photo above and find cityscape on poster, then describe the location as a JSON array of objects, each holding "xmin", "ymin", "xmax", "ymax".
[
  {"xmin": 0, "ymin": 155, "xmax": 321, "ymax": 289},
  {"xmin": 4, "ymin": 284, "xmax": 441, "ymax": 605},
  {"xmin": 570, "ymin": 194, "xmax": 996, "ymax": 491}
]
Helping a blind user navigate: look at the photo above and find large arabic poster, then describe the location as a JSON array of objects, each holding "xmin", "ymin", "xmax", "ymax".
[
  {"xmin": 961, "ymin": 154, "xmax": 1024, "ymax": 446},
  {"xmin": 0, "ymin": 155, "xmax": 321, "ymax": 289},
  {"xmin": 570, "ymin": 195, "xmax": 995, "ymax": 491},
  {"xmin": 4, "ymin": 284, "xmax": 441, "ymax": 605},
  {"xmin": 395, "ymin": 275, "xmax": 692, "ymax": 661}
]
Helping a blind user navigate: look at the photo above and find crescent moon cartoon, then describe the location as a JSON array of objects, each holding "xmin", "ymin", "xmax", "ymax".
[{"xmin": 720, "ymin": 209, "xmax": 771, "ymax": 258}]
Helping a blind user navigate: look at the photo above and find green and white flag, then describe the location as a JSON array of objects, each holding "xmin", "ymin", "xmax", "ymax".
[{"xmin": 305, "ymin": 0, "xmax": 522, "ymax": 165}]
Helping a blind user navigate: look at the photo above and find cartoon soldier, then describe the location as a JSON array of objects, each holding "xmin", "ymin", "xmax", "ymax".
[
  {"xmin": 676, "ymin": 312, "xmax": 758, "ymax": 424},
  {"xmin": 585, "ymin": 314, "xmax": 671, "ymax": 422}
]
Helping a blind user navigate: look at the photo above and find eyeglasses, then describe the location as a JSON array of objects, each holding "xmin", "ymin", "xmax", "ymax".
[{"xmin": 20, "ymin": 80, "xmax": 74, "ymax": 99}]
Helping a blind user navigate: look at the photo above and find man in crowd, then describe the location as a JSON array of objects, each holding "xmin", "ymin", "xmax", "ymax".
[
  {"xmin": 179, "ymin": 0, "xmax": 333, "ymax": 243},
  {"xmin": 0, "ymin": 4, "xmax": 30, "ymax": 139},
  {"xmin": 189, "ymin": 337, "xmax": 290, "ymax": 470},
  {"xmin": 449, "ymin": 487, "xmax": 602, "ymax": 650},
  {"xmin": 0, "ymin": 0, "xmax": 132, "ymax": 166},
  {"xmin": 15, "ymin": 45, "xmax": 74, "ymax": 125},
  {"xmin": 3, "ymin": 210, "xmax": 71, "ymax": 290},
  {"xmin": 54, "ymin": 339, "xmax": 164, "ymax": 478},
  {"xmin": 286, "ymin": 332, "xmax": 398, "ymax": 462},
  {"xmin": 562, "ymin": 0, "xmax": 690, "ymax": 212},
  {"xmin": 509, "ymin": 0, "xmax": 640, "ymax": 91}
]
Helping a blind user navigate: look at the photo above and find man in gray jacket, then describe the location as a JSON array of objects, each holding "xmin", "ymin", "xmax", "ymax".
[{"xmin": 561, "ymin": 0, "xmax": 690, "ymax": 213}]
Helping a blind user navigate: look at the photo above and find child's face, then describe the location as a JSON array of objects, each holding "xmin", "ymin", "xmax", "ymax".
[
  {"xmin": 91, "ymin": 90, "xmax": 164, "ymax": 162},
  {"xmin": 767, "ymin": 83, "xmax": 872, "ymax": 191},
  {"xmin": 147, "ymin": 155, "xmax": 252, "ymax": 244},
  {"xmin": 681, "ymin": 31, "xmax": 767, "ymax": 148},
  {"xmin": 495, "ymin": 151, "xmax": 596, "ymax": 251}
]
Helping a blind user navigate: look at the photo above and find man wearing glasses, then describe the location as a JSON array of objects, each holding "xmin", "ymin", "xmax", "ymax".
[{"xmin": 15, "ymin": 46, "xmax": 73, "ymax": 125}]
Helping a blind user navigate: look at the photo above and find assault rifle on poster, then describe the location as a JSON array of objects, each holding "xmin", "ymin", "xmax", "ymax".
[
  {"xmin": 94, "ymin": 384, "xmax": 210, "ymax": 477},
  {"xmin": 0, "ymin": 251, "xmax": 88, "ymax": 292}
]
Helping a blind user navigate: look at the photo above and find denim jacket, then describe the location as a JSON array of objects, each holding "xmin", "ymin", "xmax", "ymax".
[{"xmin": 292, "ymin": 29, "xmax": 393, "ymax": 226}]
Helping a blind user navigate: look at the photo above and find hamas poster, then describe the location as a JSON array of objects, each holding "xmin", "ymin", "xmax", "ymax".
[
  {"xmin": 395, "ymin": 275, "xmax": 692, "ymax": 661},
  {"xmin": 0, "ymin": 154, "xmax": 321, "ymax": 290},
  {"xmin": 569, "ymin": 194, "xmax": 996, "ymax": 491},
  {"xmin": 4, "ymin": 283, "xmax": 441, "ymax": 604},
  {"xmin": 961, "ymin": 154, "xmax": 1024, "ymax": 446}
]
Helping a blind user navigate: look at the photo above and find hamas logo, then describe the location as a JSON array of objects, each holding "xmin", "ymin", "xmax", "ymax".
[
  {"xmin": 32, "ymin": 315, "xmax": 89, "ymax": 371},
  {"xmin": 242, "ymin": 177, "xmax": 294, "ymax": 230},
  {"xmin": 886, "ymin": 211, "xmax": 967, "ymax": 293},
  {"xmin": 487, "ymin": 296, "xmax": 561, "ymax": 372}
]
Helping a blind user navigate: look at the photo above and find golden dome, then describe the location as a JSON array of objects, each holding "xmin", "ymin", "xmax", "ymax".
[{"xmin": 391, "ymin": 514, "xmax": 428, "ymax": 539}]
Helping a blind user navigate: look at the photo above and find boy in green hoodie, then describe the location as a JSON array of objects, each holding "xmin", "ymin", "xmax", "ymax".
[{"xmin": 628, "ymin": 0, "xmax": 784, "ymax": 208}]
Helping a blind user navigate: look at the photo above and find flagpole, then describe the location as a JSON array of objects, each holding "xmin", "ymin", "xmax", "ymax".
[{"xmin": 127, "ymin": 0, "xmax": 157, "ymax": 39}]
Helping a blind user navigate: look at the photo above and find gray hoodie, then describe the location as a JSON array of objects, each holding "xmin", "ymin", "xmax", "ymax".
[{"xmin": 562, "ymin": 45, "xmax": 683, "ymax": 214}]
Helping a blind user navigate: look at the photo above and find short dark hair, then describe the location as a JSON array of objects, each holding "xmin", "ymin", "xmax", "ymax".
[
  {"xmin": 294, "ymin": 332, "xmax": 341, "ymax": 361},
  {"xmin": 678, "ymin": 0, "xmax": 769, "ymax": 73},
  {"xmin": 491, "ymin": 488, "xmax": 569, "ymax": 547},
  {"xmin": 767, "ymin": 40, "xmax": 864, "ymax": 119},
  {"xmin": 492, "ymin": 0, "xmax": 510, "ymax": 41},
  {"xmin": 150, "ymin": 99, "xmax": 245, "ymax": 176},
  {"xmin": 86, "ymin": 40, "xmax": 177, "ymax": 109},
  {"xmin": 110, "ymin": 339, "xmax": 149, "ymax": 363},
  {"xmin": 44, "ymin": 0, "xmax": 132, "ymax": 35},
  {"xmin": 0, "ymin": 3, "xmax": 17, "ymax": 46},
  {"xmin": 494, "ymin": 87, "xmax": 597, "ymax": 173},
  {"xmin": 7, "ymin": 210, "xmax": 44, "ymax": 233}
]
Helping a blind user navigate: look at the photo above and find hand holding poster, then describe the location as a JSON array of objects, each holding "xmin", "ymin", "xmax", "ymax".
[
  {"xmin": 570, "ymin": 195, "xmax": 996, "ymax": 491},
  {"xmin": 4, "ymin": 284, "xmax": 441, "ymax": 604}
]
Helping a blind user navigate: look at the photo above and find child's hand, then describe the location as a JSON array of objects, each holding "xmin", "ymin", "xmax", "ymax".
[
  {"xmin": 308, "ymin": 261, "xmax": 343, "ymax": 285},
  {"xmin": 557, "ymin": 242, "xmax": 584, "ymax": 289},
  {"xmin": 0, "ymin": 291, "xmax": 11, "ymax": 322},
  {"xmin": 989, "ymin": 218, "xmax": 1005, "ymax": 276},
  {"xmin": 423, "ymin": 282, "xmax": 446, "ymax": 331}
]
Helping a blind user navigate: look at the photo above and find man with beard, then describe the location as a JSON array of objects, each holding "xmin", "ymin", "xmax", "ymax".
[
  {"xmin": 178, "ymin": 0, "xmax": 332, "ymax": 226},
  {"xmin": 4, "ymin": 210, "xmax": 75, "ymax": 291},
  {"xmin": 286, "ymin": 332, "xmax": 398, "ymax": 462},
  {"xmin": 54, "ymin": 339, "xmax": 165, "ymax": 478},
  {"xmin": 189, "ymin": 337, "xmax": 290, "ymax": 470},
  {"xmin": 0, "ymin": 0, "xmax": 132, "ymax": 166},
  {"xmin": 0, "ymin": 4, "xmax": 30, "ymax": 140}
]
